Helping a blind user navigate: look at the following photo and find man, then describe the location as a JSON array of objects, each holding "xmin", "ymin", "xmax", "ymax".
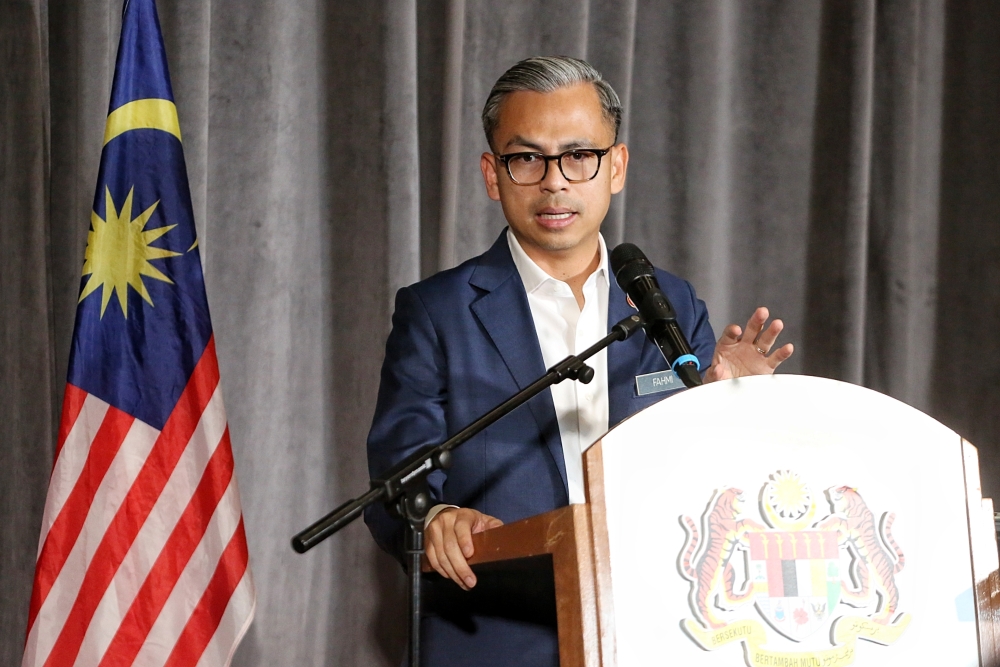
[{"xmin": 365, "ymin": 56, "xmax": 792, "ymax": 666}]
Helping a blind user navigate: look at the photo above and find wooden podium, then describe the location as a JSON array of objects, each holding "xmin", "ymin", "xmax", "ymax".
[{"xmin": 451, "ymin": 375, "xmax": 1000, "ymax": 667}]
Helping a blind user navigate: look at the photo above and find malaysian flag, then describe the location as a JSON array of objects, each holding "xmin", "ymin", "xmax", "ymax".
[{"xmin": 22, "ymin": 1, "xmax": 255, "ymax": 665}]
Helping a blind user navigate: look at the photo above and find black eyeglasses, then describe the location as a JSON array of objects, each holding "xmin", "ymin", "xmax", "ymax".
[{"xmin": 494, "ymin": 146, "xmax": 615, "ymax": 185}]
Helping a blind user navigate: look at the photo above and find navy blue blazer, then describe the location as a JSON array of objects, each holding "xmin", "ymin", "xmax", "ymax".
[{"xmin": 364, "ymin": 231, "xmax": 715, "ymax": 666}]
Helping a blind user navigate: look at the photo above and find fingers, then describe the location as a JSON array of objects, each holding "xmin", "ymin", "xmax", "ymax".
[
  {"xmin": 740, "ymin": 307, "xmax": 769, "ymax": 344},
  {"xmin": 752, "ymin": 313, "xmax": 793, "ymax": 370},
  {"xmin": 454, "ymin": 514, "xmax": 475, "ymax": 560},
  {"xmin": 476, "ymin": 515, "xmax": 505, "ymax": 533},
  {"xmin": 753, "ymin": 317, "xmax": 784, "ymax": 353},
  {"xmin": 425, "ymin": 510, "xmax": 469, "ymax": 589},
  {"xmin": 768, "ymin": 342, "xmax": 794, "ymax": 367},
  {"xmin": 717, "ymin": 323, "xmax": 742, "ymax": 347},
  {"xmin": 425, "ymin": 508, "xmax": 503, "ymax": 591},
  {"xmin": 742, "ymin": 308, "xmax": 793, "ymax": 360},
  {"xmin": 444, "ymin": 525, "xmax": 477, "ymax": 590}
]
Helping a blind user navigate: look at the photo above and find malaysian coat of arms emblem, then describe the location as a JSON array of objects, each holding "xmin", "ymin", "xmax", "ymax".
[{"xmin": 678, "ymin": 471, "xmax": 910, "ymax": 666}]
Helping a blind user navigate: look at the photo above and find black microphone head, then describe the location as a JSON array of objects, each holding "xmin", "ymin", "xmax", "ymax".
[
  {"xmin": 610, "ymin": 242, "xmax": 646, "ymax": 274},
  {"xmin": 610, "ymin": 242, "xmax": 655, "ymax": 291}
]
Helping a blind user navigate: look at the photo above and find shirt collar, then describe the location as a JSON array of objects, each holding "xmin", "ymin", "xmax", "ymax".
[{"xmin": 506, "ymin": 228, "xmax": 608, "ymax": 294}]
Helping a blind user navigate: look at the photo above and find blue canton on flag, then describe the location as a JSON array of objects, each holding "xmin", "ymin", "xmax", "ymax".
[{"xmin": 24, "ymin": 1, "xmax": 256, "ymax": 665}]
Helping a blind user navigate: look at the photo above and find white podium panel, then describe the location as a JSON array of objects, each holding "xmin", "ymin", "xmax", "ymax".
[{"xmin": 594, "ymin": 375, "xmax": 981, "ymax": 667}]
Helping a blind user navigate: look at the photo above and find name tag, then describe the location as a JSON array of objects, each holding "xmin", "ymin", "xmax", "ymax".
[{"xmin": 635, "ymin": 369, "xmax": 683, "ymax": 396}]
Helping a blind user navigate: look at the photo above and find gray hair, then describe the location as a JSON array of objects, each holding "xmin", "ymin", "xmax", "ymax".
[{"xmin": 482, "ymin": 56, "xmax": 623, "ymax": 151}]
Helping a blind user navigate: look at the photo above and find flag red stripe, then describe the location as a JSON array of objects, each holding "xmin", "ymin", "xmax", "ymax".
[
  {"xmin": 42, "ymin": 338, "xmax": 221, "ymax": 667},
  {"xmin": 27, "ymin": 405, "xmax": 135, "ymax": 636},
  {"xmin": 97, "ymin": 427, "xmax": 235, "ymax": 667},
  {"xmin": 54, "ymin": 384, "xmax": 89, "ymax": 464},
  {"xmin": 164, "ymin": 518, "xmax": 250, "ymax": 667}
]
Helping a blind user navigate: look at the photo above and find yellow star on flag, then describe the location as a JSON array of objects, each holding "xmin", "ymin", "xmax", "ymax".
[{"xmin": 80, "ymin": 186, "xmax": 181, "ymax": 318}]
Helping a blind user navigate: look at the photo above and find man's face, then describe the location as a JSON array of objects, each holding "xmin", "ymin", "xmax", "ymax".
[{"xmin": 480, "ymin": 83, "xmax": 628, "ymax": 262}]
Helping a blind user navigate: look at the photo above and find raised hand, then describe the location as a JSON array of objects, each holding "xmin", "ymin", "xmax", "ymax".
[{"xmin": 704, "ymin": 307, "xmax": 794, "ymax": 383}]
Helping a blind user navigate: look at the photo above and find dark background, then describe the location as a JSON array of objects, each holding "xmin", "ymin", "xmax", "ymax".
[{"xmin": 3, "ymin": 1, "xmax": 999, "ymax": 664}]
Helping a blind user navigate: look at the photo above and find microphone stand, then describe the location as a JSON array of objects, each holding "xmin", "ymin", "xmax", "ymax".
[{"xmin": 290, "ymin": 314, "xmax": 643, "ymax": 667}]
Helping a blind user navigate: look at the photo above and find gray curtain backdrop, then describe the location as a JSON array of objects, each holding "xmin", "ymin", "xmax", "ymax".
[{"xmin": 3, "ymin": 0, "xmax": 999, "ymax": 664}]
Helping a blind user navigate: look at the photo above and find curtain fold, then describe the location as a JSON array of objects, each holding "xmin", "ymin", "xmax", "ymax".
[
  {"xmin": 1, "ymin": 3, "xmax": 52, "ymax": 665},
  {"xmin": 585, "ymin": 0, "xmax": 637, "ymax": 246},
  {"xmin": 3, "ymin": 1, "xmax": 1000, "ymax": 665},
  {"xmin": 933, "ymin": 0, "xmax": 1000, "ymax": 510},
  {"xmin": 803, "ymin": 0, "xmax": 874, "ymax": 384},
  {"xmin": 864, "ymin": 0, "xmax": 945, "ymax": 409}
]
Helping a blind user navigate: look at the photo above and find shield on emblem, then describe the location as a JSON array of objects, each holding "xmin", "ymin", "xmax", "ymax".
[{"xmin": 748, "ymin": 530, "xmax": 841, "ymax": 641}]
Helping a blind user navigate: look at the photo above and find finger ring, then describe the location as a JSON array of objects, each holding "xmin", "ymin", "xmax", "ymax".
[{"xmin": 755, "ymin": 345, "xmax": 767, "ymax": 355}]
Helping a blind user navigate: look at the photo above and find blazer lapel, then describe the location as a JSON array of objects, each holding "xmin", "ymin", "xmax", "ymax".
[
  {"xmin": 606, "ymin": 277, "xmax": 652, "ymax": 427},
  {"xmin": 469, "ymin": 233, "xmax": 568, "ymax": 494}
]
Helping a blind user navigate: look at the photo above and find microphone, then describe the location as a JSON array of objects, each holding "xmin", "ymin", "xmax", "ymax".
[{"xmin": 609, "ymin": 243, "xmax": 703, "ymax": 389}]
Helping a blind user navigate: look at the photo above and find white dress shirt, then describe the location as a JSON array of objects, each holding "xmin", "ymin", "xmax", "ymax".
[
  {"xmin": 506, "ymin": 229, "xmax": 610, "ymax": 505},
  {"xmin": 424, "ymin": 230, "xmax": 612, "ymax": 524}
]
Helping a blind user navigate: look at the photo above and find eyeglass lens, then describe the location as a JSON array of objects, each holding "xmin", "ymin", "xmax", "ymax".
[{"xmin": 507, "ymin": 150, "xmax": 601, "ymax": 184}]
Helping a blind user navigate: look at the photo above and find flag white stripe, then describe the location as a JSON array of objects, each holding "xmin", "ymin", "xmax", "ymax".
[
  {"xmin": 194, "ymin": 572, "xmax": 256, "ymax": 667},
  {"xmin": 70, "ymin": 386, "xmax": 227, "ymax": 667},
  {"xmin": 24, "ymin": 415, "xmax": 160, "ymax": 667},
  {"xmin": 131, "ymin": 477, "xmax": 241, "ymax": 666},
  {"xmin": 37, "ymin": 395, "xmax": 111, "ymax": 551}
]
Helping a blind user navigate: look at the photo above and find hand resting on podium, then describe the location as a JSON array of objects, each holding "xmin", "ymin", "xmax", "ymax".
[{"xmin": 425, "ymin": 507, "xmax": 503, "ymax": 590}]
